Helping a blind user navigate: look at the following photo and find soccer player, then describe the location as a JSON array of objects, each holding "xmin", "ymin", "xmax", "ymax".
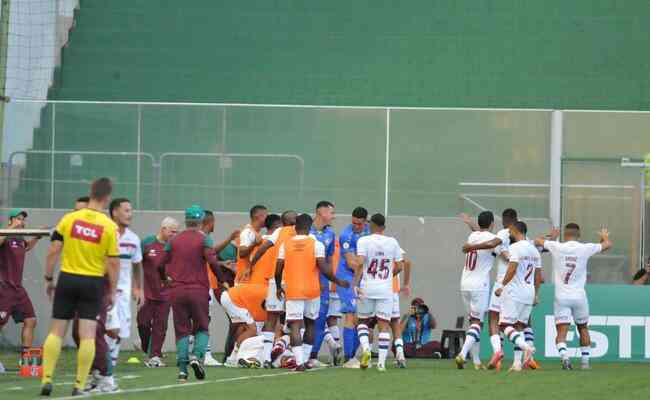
[
  {"xmin": 236, "ymin": 205, "xmax": 269, "ymax": 284},
  {"xmin": 336, "ymin": 207, "xmax": 370, "ymax": 368},
  {"xmin": 534, "ymin": 224, "xmax": 611, "ymax": 370},
  {"xmin": 0, "ymin": 209, "xmax": 42, "ymax": 358},
  {"xmin": 307, "ymin": 201, "xmax": 337, "ymax": 367},
  {"xmin": 353, "ymin": 213, "xmax": 404, "ymax": 372},
  {"xmin": 105, "ymin": 198, "xmax": 143, "ymax": 368},
  {"xmin": 138, "ymin": 217, "xmax": 179, "ymax": 368},
  {"xmin": 275, "ymin": 213, "xmax": 349, "ymax": 372},
  {"xmin": 494, "ymin": 221, "xmax": 542, "ymax": 372},
  {"xmin": 461, "ymin": 208, "xmax": 518, "ymax": 370},
  {"xmin": 323, "ymin": 239, "xmax": 342, "ymax": 365},
  {"xmin": 74, "ymin": 196, "xmax": 90, "ymax": 211},
  {"xmin": 40, "ymin": 177, "xmax": 120, "ymax": 397},
  {"xmin": 390, "ymin": 252, "xmax": 411, "ymax": 368},
  {"xmin": 455, "ymin": 211, "xmax": 496, "ymax": 370},
  {"xmin": 161, "ymin": 205, "xmax": 226, "ymax": 382}
]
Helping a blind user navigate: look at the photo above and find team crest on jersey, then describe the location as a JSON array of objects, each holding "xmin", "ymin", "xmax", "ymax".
[
  {"xmin": 148, "ymin": 249, "xmax": 158, "ymax": 257},
  {"xmin": 0, "ymin": 311, "xmax": 7, "ymax": 320},
  {"xmin": 342, "ymin": 242, "xmax": 350, "ymax": 250},
  {"xmin": 70, "ymin": 220, "xmax": 104, "ymax": 244}
]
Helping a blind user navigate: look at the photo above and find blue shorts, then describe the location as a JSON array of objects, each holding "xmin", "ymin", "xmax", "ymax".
[{"xmin": 335, "ymin": 269, "xmax": 356, "ymax": 314}]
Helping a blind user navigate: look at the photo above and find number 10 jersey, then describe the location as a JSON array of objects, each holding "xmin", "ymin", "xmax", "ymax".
[
  {"xmin": 357, "ymin": 234, "xmax": 403, "ymax": 299},
  {"xmin": 461, "ymin": 230, "xmax": 497, "ymax": 292}
]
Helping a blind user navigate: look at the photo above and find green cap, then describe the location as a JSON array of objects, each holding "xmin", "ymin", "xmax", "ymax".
[
  {"xmin": 9, "ymin": 208, "xmax": 28, "ymax": 219},
  {"xmin": 185, "ymin": 205, "xmax": 205, "ymax": 220}
]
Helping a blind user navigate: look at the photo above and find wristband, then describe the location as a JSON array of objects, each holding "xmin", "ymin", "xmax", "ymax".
[{"xmin": 44, "ymin": 275, "xmax": 54, "ymax": 282}]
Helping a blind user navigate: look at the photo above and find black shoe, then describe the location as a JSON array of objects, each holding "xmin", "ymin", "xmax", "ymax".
[
  {"xmin": 190, "ymin": 359, "xmax": 205, "ymax": 380},
  {"xmin": 71, "ymin": 388, "xmax": 86, "ymax": 396},
  {"xmin": 40, "ymin": 383, "xmax": 53, "ymax": 397},
  {"xmin": 263, "ymin": 360, "xmax": 274, "ymax": 369},
  {"xmin": 561, "ymin": 359, "xmax": 573, "ymax": 370},
  {"xmin": 178, "ymin": 372, "xmax": 188, "ymax": 383}
]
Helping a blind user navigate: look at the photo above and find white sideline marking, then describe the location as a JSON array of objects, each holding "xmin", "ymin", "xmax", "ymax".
[{"xmin": 51, "ymin": 369, "xmax": 328, "ymax": 399}]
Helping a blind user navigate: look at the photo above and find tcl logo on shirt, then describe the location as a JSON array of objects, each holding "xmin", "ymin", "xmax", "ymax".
[{"xmin": 70, "ymin": 220, "xmax": 104, "ymax": 244}]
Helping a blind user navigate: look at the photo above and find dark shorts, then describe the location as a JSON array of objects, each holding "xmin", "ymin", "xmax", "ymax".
[
  {"xmin": 52, "ymin": 272, "xmax": 105, "ymax": 320},
  {"xmin": 170, "ymin": 287, "xmax": 210, "ymax": 339},
  {"xmin": 0, "ymin": 285, "xmax": 36, "ymax": 326}
]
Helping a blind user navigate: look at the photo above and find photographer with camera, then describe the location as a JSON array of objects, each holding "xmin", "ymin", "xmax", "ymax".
[
  {"xmin": 400, "ymin": 298, "xmax": 440, "ymax": 358},
  {"xmin": 632, "ymin": 257, "xmax": 650, "ymax": 285}
]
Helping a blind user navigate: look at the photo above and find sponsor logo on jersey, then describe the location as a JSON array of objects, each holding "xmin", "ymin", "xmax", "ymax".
[
  {"xmin": 70, "ymin": 220, "xmax": 104, "ymax": 244},
  {"xmin": 148, "ymin": 249, "xmax": 158, "ymax": 257}
]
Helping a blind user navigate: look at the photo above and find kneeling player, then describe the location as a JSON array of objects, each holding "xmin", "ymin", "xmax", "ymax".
[
  {"xmin": 353, "ymin": 214, "xmax": 403, "ymax": 372},
  {"xmin": 535, "ymin": 224, "xmax": 611, "ymax": 370},
  {"xmin": 275, "ymin": 214, "xmax": 349, "ymax": 371},
  {"xmin": 495, "ymin": 221, "xmax": 541, "ymax": 372}
]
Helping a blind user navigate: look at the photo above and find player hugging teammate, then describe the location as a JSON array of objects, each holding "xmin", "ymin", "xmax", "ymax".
[{"xmin": 459, "ymin": 209, "xmax": 612, "ymax": 372}]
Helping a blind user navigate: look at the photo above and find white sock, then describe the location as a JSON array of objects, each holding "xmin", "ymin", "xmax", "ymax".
[
  {"xmin": 490, "ymin": 334, "xmax": 502, "ymax": 353},
  {"xmin": 329, "ymin": 326, "xmax": 340, "ymax": 348},
  {"xmin": 302, "ymin": 344, "xmax": 313, "ymax": 362},
  {"xmin": 377, "ymin": 332, "xmax": 391, "ymax": 367},
  {"xmin": 460, "ymin": 324, "xmax": 480, "ymax": 359},
  {"xmin": 513, "ymin": 348, "xmax": 523, "ymax": 367},
  {"xmin": 262, "ymin": 331, "xmax": 275, "ymax": 362},
  {"xmin": 323, "ymin": 328, "xmax": 335, "ymax": 348},
  {"xmin": 394, "ymin": 338, "xmax": 405, "ymax": 359},
  {"xmin": 357, "ymin": 324, "xmax": 370, "ymax": 352},
  {"xmin": 294, "ymin": 344, "xmax": 304, "ymax": 366},
  {"xmin": 524, "ymin": 327, "xmax": 535, "ymax": 349},
  {"xmin": 580, "ymin": 346, "xmax": 590, "ymax": 363},
  {"xmin": 505, "ymin": 326, "xmax": 529, "ymax": 351},
  {"xmin": 471, "ymin": 342, "xmax": 481, "ymax": 365},
  {"xmin": 300, "ymin": 328, "xmax": 305, "ymax": 339},
  {"xmin": 105, "ymin": 336, "xmax": 121, "ymax": 367},
  {"xmin": 557, "ymin": 342, "xmax": 568, "ymax": 360}
]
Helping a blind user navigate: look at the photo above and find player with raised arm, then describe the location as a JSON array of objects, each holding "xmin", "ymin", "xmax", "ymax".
[
  {"xmin": 138, "ymin": 217, "xmax": 179, "ymax": 368},
  {"xmin": 353, "ymin": 213, "xmax": 404, "ymax": 372},
  {"xmin": 461, "ymin": 208, "xmax": 518, "ymax": 371},
  {"xmin": 274, "ymin": 214, "xmax": 349, "ymax": 372},
  {"xmin": 105, "ymin": 198, "xmax": 143, "ymax": 371},
  {"xmin": 336, "ymin": 207, "xmax": 370, "ymax": 368},
  {"xmin": 534, "ymin": 224, "xmax": 611, "ymax": 370},
  {"xmin": 455, "ymin": 211, "xmax": 497, "ymax": 370},
  {"xmin": 494, "ymin": 221, "xmax": 542, "ymax": 372},
  {"xmin": 236, "ymin": 205, "xmax": 269, "ymax": 284}
]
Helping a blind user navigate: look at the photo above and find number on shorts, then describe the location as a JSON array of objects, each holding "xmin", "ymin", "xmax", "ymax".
[
  {"xmin": 465, "ymin": 251, "xmax": 478, "ymax": 271},
  {"xmin": 564, "ymin": 262, "xmax": 576, "ymax": 284},
  {"xmin": 524, "ymin": 264, "xmax": 534, "ymax": 284},
  {"xmin": 367, "ymin": 258, "xmax": 391, "ymax": 279}
]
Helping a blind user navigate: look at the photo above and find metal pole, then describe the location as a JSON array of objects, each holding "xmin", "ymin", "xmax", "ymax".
[
  {"xmin": 50, "ymin": 103, "xmax": 56, "ymax": 208},
  {"xmin": 384, "ymin": 108, "xmax": 390, "ymax": 216},
  {"xmin": 640, "ymin": 171, "xmax": 645, "ymax": 271},
  {"xmin": 220, "ymin": 107, "xmax": 227, "ymax": 211},
  {"xmin": 136, "ymin": 104, "xmax": 142, "ymax": 209},
  {"xmin": 549, "ymin": 110, "xmax": 563, "ymax": 227}
]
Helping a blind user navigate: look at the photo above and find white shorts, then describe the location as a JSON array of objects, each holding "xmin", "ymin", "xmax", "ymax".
[
  {"xmin": 357, "ymin": 297, "xmax": 393, "ymax": 321},
  {"xmin": 461, "ymin": 290, "xmax": 489, "ymax": 322},
  {"xmin": 285, "ymin": 297, "xmax": 320, "ymax": 321},
  {"xmin": 327, "ymin": 293, "xmax": 342, "ymax": 318},
  {"xmin": 105, "ymin": 290, "xmax": 131, "ymax": 339},
  {"xmin": 265, "ymin": 280, "xmax": 285, "ymax": 313},
  {"xmin": 499, "ymin": 295, "xmax": 532, "ymax": 325},
  {"xmin": 554, "ymin": 296, "xmax": 589, "ymax": 325},
  {"xmin": 488, "ymin": 282, "xmax": 503, "ymax": 313},
  {"xmin": 220, "ymin": 291, "xmax": 254, "ymax": 325},
  {"xmin": 391, "ymin": 293, "xmax": 400, "ymax": 319}
]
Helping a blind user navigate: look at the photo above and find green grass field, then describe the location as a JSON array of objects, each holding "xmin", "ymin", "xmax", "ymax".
[{"xmin": 0, "ymin": 350, "xmax": 645, "ymax": 400}]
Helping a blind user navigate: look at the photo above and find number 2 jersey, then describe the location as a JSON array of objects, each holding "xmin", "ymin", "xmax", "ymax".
[
  {"xmin": 461, "ymin": 230, "xmax": 496, "ymax": 291},
  {"xmin": 505, "ymin": 239, "xmax": 542, "ymax": 305},
  {"xmin": 357, "ymin": 233, "xmax": 403, "ymax": 299},
  {"xmin": 543, "ymin": 240, "xmax": 602, "ymax": 300}
]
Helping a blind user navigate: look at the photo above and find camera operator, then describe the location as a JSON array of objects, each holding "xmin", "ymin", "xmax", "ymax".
[
  {"xmin": 632, "ymin": 257, "xmax": 650, "ymax": 285},
  {"xmin": 400, "ymin": 298, "xmax": 440, "ymax": 358}
]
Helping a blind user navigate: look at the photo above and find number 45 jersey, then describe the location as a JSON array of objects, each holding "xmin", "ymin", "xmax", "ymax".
[
  {"xmin": 461, "ymin": 231, "xmax": 497, "ymax": 292},
  {"xmin": 357, "ymin": 234, "xmax": 403, "ymax": 299},
  {"xmin": 505, "ymin": 240, "xmax": 542, "ymax": 305}
]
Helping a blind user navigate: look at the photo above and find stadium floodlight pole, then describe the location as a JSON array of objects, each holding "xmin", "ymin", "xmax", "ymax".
[{"xmin": 549, "ymin": 110, "xmax": 563, "ymax": 228}]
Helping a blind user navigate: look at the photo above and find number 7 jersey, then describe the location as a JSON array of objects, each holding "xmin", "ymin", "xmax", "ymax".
[{"xmin": 357, "ymin": 233, "xmax": 403, "ymax": 299}]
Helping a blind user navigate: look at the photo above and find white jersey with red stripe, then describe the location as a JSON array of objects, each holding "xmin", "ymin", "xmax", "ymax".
[
  {"xmin": 116, "ymin": 227, "xmax": 142, "ymax": 294},
  {"xmin": 461, "ymin": 230, "xmax": 496, "ymax": 291}
]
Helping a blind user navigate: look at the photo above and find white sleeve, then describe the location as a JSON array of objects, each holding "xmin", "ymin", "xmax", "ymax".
[
  {"xmin": 267, "ymin": 228, "xmax": 281, "ymax": 245},
  {"xmin": 239, "ymin": 228, "xmax": 255, "ymax": 247},
  {"xmin": 585, "ymin": 243, "xmax": 603, "ymax": 257},
  {"xmin": 508, "ymin": 245, "xmax": 520, "ymax": 263},
  {"xmin": 535, "ymin": 250, "xmax": 543, "ymax": 269},
  {"xmin": 132, "ymin": 237, "xmax": 143, "ymax": 263},
  {"xmin": 314, "ymin": 241, "xmax": 325, "ymax": 258},
  {"xmin": 357, "ymin": 238, "xmax": 368, "ymax": 257},
  {"xmin": 277, "ymin": 243, "xmax": 286, "ymax": 260},
  {"xmin": 543, "ymin": 240, "xmax": 559, "ymax": 253},
  {"xmin": 394, "ymin": 240, "xmax": 404, "ymax": 262}
]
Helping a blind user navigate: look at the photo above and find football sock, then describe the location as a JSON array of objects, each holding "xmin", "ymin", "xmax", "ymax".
[
  {"xmin": 193, "ymin": 330, "xmax": 209, "ymax": 360},
  {"xmin": 343, "ymin": 327, "xmax": 356, "ymax": 360},
  {"xmin": 262, "ymin": 331, "xmax": 275, "ymax": 362},
  {"xmin": 377, "ymin": 332, "xmax": 391, "ymax": 367},
  {"xmin": 41, "ymin": 334, "xmax": 63, "ymax": 385},
  {"xmin": 176, "ymin": 336, "xmax": 190, "ymax": 374},
  {"xmin": 76, "ymin": 339, "xmax": 96, "ymax": 390},
  {"xmin": 490, "ymin": 334, "xmax": 502, "ymax": 353},
  {"xmin": 557, "ymin": 342, "xmax": 568, "ymax": 360},
  {"xmin": 357, "ymin": 324, "xmax": 370, "ymax": 352}
]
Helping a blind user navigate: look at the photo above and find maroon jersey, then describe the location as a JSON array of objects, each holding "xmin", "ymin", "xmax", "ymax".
[
  {"xmin": 0, "ymin": 236, "xmax": 27, "ymax": 288},
  {"xmin": 163, "ymin": 229, "xmax": 215, "ymax": 290},
  {"xmin": 141, "ymin": 235, "xmax": 169, "ymax": 301}
]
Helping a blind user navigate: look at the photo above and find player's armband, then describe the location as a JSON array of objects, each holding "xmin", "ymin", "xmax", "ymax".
[{"xmin": 51, "ymin": 230, "xmax": 64, "ymax": 242}]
